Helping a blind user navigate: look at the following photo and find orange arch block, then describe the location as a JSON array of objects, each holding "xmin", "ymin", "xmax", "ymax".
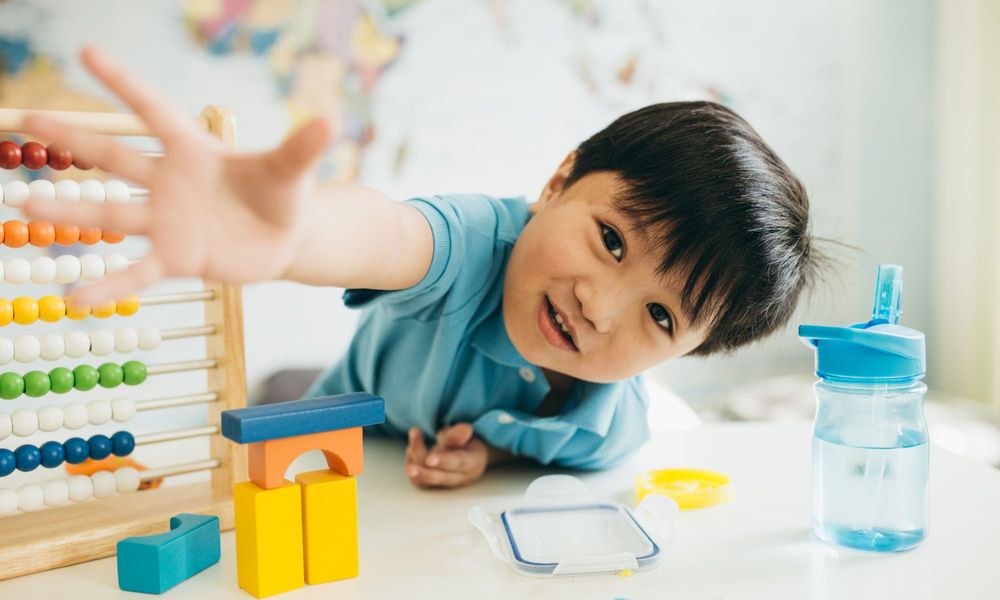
[{"xmin": 248, "ymin": 427, "xmax": 363, "ymax": 490}]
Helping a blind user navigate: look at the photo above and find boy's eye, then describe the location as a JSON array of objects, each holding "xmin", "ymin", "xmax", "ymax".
[
  {"xmin": 647, "ymin": 303, "xmax": 673, "ymax": 334},
  {"xmin": 600, "ymin": 224, "xmax": 624, "ymax": 261}
]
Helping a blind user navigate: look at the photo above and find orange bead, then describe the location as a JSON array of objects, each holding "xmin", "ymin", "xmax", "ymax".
[
  {"xmin": 66, "ymin": 299, "xmax": 91, "ymax": 320},
  {"xmin": 79, "ymin": 228, "xmax": 103, "ymax": 245},
  {"xmin": 54, "ymin": 224, "xmax": 81, "ymax": 245},
  {"xmin": 12, "ymin": 296, "xmax": 39, "ymax": 325},
  {"xmin": 0, "ymin": 299, "xmax": 12, "ymax": 326},
  {"xmin": 38, "ymin": 295, "xmax": 66, "ymax": 322},
  {"xmin": 115, "ymin": 296, "xmax": 140, "ymax": 317},
  {"xmin": 102, "ymin": 230, "xmax": 126, "ymax": 244},
  {"xmin": 3, "ymin": 220, "xmax": 29, "ymax": 248},
  {"xmin": 0, "ymin": 225, "xmax": 4, "ymax": 244},
  {"xmin": 28, "ymin": 220, "xmax": 56, "ymax": 247},
  {"xmin": 91, "ymin": 301, "xmax": 116, "ymax": 319}
]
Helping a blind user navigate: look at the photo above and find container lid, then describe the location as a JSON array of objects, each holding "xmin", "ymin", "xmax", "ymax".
[
  {"xmin": 799, "ymin": 265, "xmax": 926, "ymax": 382},
  {"xmin": 635, "ymin": 468, "xmax": 730, "ymax": 509}
]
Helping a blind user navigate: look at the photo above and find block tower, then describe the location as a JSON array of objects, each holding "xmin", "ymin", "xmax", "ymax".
[{"xmin": 221, "ymin": 393, "xmax": 385, "ymax": 598}]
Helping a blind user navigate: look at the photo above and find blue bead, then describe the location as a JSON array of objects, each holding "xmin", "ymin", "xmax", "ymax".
[
  {"xmin": 64, "ymin": 437, "xmax": 89, "ymax": 464},
  {"xmin": 111, "ymin": 431, "xmax": 135, "ymax": 457},
  {"xmin": 88, "ymin": 434, "xmax": 112, "ymax": 460},
  {"xmin": 0, "ymin": 449, "xmax": 15, "ymax": 477},
  {"xmin": 15, "ymin": 444, "xmax": 41, "ymax": 472},
  {"xmin": 40, "ymin": 440, "xmax": 66, "ymax": 468}
]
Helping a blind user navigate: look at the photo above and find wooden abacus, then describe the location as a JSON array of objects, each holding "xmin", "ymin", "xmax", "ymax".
[{"xmin": 0, "ymin": 106, "xmax": 246, "ymax": 580}]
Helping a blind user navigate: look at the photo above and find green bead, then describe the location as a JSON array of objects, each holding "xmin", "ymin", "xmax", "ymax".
[
  {"xmin": 72, "ymin": 365, "xmax": 99, "ymax": 391},
  {"xmin": 23, "ymin": 371, "xmax": 51, "ymax": 398},
  {"xmin": 0, "ymin": 372, "xmax": 24, "ymax": 400},
  {"xmin": 98, "ymin": 363, "xmax": 124, "ymax": 388},
  {"xmin": 122, "ymin": 361, "xmax": 147, "ymax": 385},
  {"xmin": 49, "ymin": 367, "xmax": 74, "ymax": 393}
]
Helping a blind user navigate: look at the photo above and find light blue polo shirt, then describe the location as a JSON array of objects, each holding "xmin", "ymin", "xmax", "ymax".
[{"xmin": 305, "ymin": 194, "xmax": 650, "ymax": 469}]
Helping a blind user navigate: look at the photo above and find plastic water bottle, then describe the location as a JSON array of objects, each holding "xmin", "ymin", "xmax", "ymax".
[{"xmin": 799, "ymin": 265, "xmax": 928, "ymax": 552}]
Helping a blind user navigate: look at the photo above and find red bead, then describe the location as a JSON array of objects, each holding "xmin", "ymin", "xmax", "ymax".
[
  {"xmin": 73, "ymin": 156, "xmax": 94, "ymax": 170},
  {"xmin": 46, "ymin": 144, "xmax": 74, "ymax": 170},
  {"xmin": 21, "ymin": 142, "xmax": 47, "ymax": 169},
  {"xmin": 0, "ymin": 141, "xmax": 22, "ymax": 169}
]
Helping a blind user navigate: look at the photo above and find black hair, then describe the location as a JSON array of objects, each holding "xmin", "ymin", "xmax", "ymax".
[{"xmin": 565, "ymin": 101, "xmax": 816, "ymax": 355}]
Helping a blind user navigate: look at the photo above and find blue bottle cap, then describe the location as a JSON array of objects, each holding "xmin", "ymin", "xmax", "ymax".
[{"xmin": 798, "ymin": 264, "xmax": 926, "ymax": 382}]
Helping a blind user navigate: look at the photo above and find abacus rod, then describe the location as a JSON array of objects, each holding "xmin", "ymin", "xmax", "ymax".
[
  {"xmin": 0, "ymin": 108, "xmax": 151, "ymax": 135},
  {"xmin": 146, "ymin": 359, "xmax": 217, "ymax": 375},
  {"xmin": 139, "ymin": 459, "xmax": 220, "ymax": 483},
  {"xmin": 160, "ymin": 325, "xmax": 217, "ymax": 340},
  {"xmin": 139, "ymin": 290, "xmax": 215, "ymax": 305},
  {"xmin": 134, "ymin": 425, "xmax": 218, "ymax": 446},
  {"xmin": 136, "ymin": 392, "xmax": 219, "ymax": 411}
]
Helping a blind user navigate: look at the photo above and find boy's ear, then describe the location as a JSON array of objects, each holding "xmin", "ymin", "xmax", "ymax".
[{"xmin": 532, "ymin": 152, "xmax": 576, "ymax": 214}]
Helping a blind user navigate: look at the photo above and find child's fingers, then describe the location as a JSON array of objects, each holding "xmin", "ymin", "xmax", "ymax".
[
  {"xmin": 405, "ymin": 427, "xmax": 428, "ymax": 471},
  {"xmin": 19, "ymin": 113, "xmax": 154, "ymax": 184},
  {"xmin": 68, "ymin": 254, "xmax": 165, "ymax": 306},
  {"xmin": 425, "ymin": 449, "xmax": 472, "ymax": 472},
  {"xmin": 79, "ymin": 46, "xmax": 198, "ymax": 143},
  {"xmin": 434, "ymin": 423, "xmax": 475, "ymax": 450},
  {"xmin": 406, "ymin": 465, "xmax": 469, "ymax": 489},
  {"xmin": 264, "ymin": 118, "xmax": 334, "ymax": 182},
  {"xmin": 23, "ymin": 198, "xmax": 150, "ymax": 234}
]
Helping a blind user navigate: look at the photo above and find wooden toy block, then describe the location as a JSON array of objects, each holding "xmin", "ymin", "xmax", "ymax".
[
  {"xmin": 248, "ymin": 427, "xmax": 363, "ymax": 490},
  {"xmin": 221, "ymin": 393, "xmax": 384, "ymax": 444},
  {"xmin": 116, "ymin": 513, "xmax": 221, "ymax": 594},
  {"xmin": 296, "ymin": 469, "xmax": 359, "ymax": 584},
  {"xmin": 234, "ymin": 480, "xmax": 304, "ymax": 598}
]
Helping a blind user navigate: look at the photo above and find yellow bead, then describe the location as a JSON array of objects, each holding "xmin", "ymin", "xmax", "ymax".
[
  {"xmin": 115, "ymin": 295, "xmax": 140, "ymax": 317},
  {"xmin": 91, "ymin": 301, "xmax": 117, "ymax": 319},
  {"xmin": 12, "ymin": 297, "xmax": 39, "ymax": 325},
  {"xmin": 66, "ymin": 300, "xmax": 91, "ymax": 321},
  {"xmin": 38, "ymin": 295, "xmax": 67, "ymax": 323},
  {"xmin": 0, "ymin": 299, "xmax": 12, "ymax": 326}
]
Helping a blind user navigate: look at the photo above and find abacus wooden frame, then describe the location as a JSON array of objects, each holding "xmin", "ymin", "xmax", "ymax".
[{"xmin": 0, "ymin": 106, "xmax": 247, "ymax": 580}]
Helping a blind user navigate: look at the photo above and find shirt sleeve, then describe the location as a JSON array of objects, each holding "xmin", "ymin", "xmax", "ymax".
[
  {"xmin": 472, "ymin": 378, "xmax": 651, "ymax": 470},
  {"xmin": 342, "ymin": 194, "xmax": 511, "ymax": 320}
]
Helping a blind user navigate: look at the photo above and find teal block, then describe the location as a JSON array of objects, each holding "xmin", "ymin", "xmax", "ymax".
[{"xmin": 116, "ymin": 513, "xmax": 221, "ymax": 594}]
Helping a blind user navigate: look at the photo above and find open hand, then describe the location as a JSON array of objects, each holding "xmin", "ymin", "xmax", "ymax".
[
  {"xmin": 404, "ymin": 423, "xmax": 489, "ymax": 489},
  {"xmin": 18, "ymin": 46, "xmax": 333, "ymax": 304}
]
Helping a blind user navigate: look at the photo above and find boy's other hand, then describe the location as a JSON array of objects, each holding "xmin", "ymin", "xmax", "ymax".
[
  {"xmin": 404, "ymin": 424, "xmax": 488, "ymax": 489},
  {"xmin": 18, "ymin": 46, "xmax": 333, "ymax": 305}
]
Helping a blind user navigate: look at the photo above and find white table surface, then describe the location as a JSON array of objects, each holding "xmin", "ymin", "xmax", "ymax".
[{"xmin": 2, "ymin": 420, "xmax": 998, "ymax": 600}]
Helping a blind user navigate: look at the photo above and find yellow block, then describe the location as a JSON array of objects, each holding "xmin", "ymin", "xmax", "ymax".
[
  {"xmin": 295, "ymin": 469, "xmax": 359, "ymax": 584},
  {"xmin": 234, "ymin": 480, "xmax": 305, "ymax": 598}
]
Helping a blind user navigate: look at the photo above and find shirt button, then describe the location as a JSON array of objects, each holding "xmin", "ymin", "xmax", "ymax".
[
  {"xmin": 518, "ymin": 367, "xmax": 536, "ymax": 383},
  {"xmin": 497, "ymin": 412, "xmax": 514, "ymax": 425}
]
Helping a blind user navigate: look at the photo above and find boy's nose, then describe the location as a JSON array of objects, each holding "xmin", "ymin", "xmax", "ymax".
[{"xmin": 574, "ymin": 280, "xmax": 618, "ymax": 334}]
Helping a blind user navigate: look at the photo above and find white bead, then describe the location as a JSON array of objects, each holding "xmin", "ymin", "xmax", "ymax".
[
  {"xmin": 68, "ymin": 475, "xmax": 94, "ymax": 502},
  {"xmin": 104, "ymin": 179, "xmax": 130, "ymax": 202},
  {"xmin": 17, "ymin": 484, "xmax": 44, "ymax": 511},
  {"xmin": 0, "ymin": 338, "xmax": 13, "ymax": 365},
  {"xmin": 54, "ymin": 254, "xmax": 82, "ymax": 284},
  {"xmin": 92, "ymin": 470, "xmax": 117, "ymax": 498},
  {"xmin": 64, "ymin": 331, "xmax": 91, "ymax": 357},
  {"xmin": 37, "ymin": 405, "xmax": 63, "ymax": 432},
  {"xmin": 115, "ymin": 467, "xmax": 141, "ymax": 493},
  {"xmin": 11, "ymin": 408, "xmax": 39, "ymax": 437},
  {"xmin": 115, "ymin": 328, "xmax": 138, "ymax": 353},
  {"xmin": 111, "ymin": 397, "xmax": 137, "ymax": 422},
  {"xmin": 55, "ymin": 179, "xmax": 81, "ymax": 202},
  {"xmin": 28, "ymin": 179, "xmax": 56, "ymax": 202},
  {"xmin": 3, "ymin": 181, "xmax": 30, "ymax": 207},
  {"xmin": 13, "ymin": 334, "xmax": 41, "ymax": 363},
  {"xmin": 137, "ymin": 325, "xmax": 162, "ymax": 351},
  {"xmin": 40, "ymin": 333, "xmax": 65, "ymax": 360},
  {"xmin": 0, "ymin": 412, "xmax": 11, "ymax": 440},
  {"xmin": 79, "ymin": 179, "xmax": 106, "ymax": 202},
  {"xmin": 4, "ymin": 257, "xmax": 31, "ymax": 284},
  {"xmin": 89, "ymin": 329, "xmax": 115, "ymax": 356},
  {"xmin": 62, "ymin": 402, "xmax": 89, "ymax": 429},
  {"xmin": 104, "ymin": 253, "xmax": 129, "ymax": 274},
  {"xmin": 0, "ymin": 489, "xmax": 18, "ymax": 515},
  {"xmin": 87, "ymin": 399, "xmax": 113, "ymax": 425},
  {"xmin": 42, "ymin": 479, "xmax": 70, "ymax": 507},
  {"xmin": 29, "ymin": 256, "xmax": 56, "ymax": 284},
  {"xmin": 79, "ymin": 253, "xmax": 106, "ymax": 281}
]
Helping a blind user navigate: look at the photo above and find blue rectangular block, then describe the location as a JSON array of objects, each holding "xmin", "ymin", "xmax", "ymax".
[
  {"xmin": 221, "ymin": 393, "xmax": 385, "ymax": 444},
  {"xmin": 117, "ymin": 513, "xmax": 220, "ymax": 594}
]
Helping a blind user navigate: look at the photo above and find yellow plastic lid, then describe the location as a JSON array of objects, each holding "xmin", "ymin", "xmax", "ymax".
[{"xmin": 635, "ymin": 468, "xmax": 730, "ymax": 510}]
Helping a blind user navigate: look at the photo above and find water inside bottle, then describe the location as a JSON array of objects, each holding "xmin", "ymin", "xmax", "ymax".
[{"xmin": 812, "ymin": 425, "xmax": 928, "ymax": 552}]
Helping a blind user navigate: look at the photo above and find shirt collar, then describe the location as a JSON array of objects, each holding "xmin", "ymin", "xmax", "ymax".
[{"xmin": 471, "ymin": 303, "xmax": 533, "ymax": 369}]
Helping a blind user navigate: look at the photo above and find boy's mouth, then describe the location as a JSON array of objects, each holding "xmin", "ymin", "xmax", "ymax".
[{"xmin": 539, "ymin": 296, "xmax": 579, "ymax": 352}]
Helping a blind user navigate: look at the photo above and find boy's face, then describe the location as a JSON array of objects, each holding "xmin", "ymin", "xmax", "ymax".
[{"xmin": 504, "ymin": 154, "xmax": 709, "ymax": 383}]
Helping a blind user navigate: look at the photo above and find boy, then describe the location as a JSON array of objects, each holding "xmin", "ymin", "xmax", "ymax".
[{"xmin": 21, "ymin": 48, "xmax": 814, "ymax": 488}]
